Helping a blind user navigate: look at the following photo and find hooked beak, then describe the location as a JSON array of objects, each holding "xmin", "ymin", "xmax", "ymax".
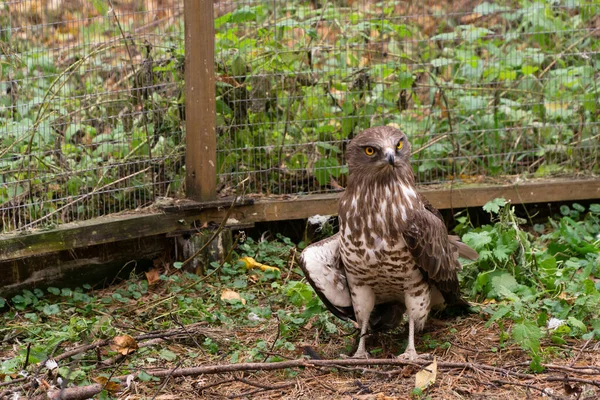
[{"xmin": 385, "ymin": 150, "xmax": 395, "ymax": 166}]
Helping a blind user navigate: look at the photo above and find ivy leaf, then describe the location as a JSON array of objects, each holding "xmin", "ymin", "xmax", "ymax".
[
  {"xmin": 483, "ymin": 198, "xmax": 507, "ymax": 214},
  {"xmin": 43, "ymin": 304, "xmax": 60, "ymax": 316}
]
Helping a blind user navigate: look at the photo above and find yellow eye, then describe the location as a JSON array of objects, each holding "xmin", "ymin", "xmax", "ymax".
[
  {"xmin": 397, "ymin": 141, "xmax": 403, "ymax": 150},
  {"xmin": 365, "ymin": 147, "xmax": 375, "ymax": 156}
]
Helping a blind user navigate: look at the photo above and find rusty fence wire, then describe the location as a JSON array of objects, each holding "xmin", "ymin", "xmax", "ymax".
[{"xmin": 1, "ymin": 0, "xmax": 185, "ymax": 232}]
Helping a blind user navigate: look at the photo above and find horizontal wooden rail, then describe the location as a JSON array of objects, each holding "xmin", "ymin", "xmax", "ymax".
[{"xmin": 1, "ymin": 178, "xmax": 599, "ymax": 262}]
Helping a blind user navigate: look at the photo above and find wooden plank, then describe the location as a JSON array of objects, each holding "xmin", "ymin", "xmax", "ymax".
[
  {"xmin": 1, "ymin": 179, "xmax": 599, "ymax": 262},
  {"xmin": 0, "ymin": 235, "xmax": 169, "ymax": 298},
  {"xmin": 184, "ymin": 0, "xmax": 217, "ymax": 202},
  {"xmin": 423, "ymin": 178, "xmax": 600, "ymax": 209}
]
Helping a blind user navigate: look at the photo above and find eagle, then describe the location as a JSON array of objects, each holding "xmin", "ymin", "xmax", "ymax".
[{"xmin": 300, "ymin": 126, "xmax": 478, "ymax": 360}]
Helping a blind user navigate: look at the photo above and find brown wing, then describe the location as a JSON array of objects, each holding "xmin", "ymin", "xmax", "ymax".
[
  {"xmin": 402, "ymin": 208, "xmax": 467, "ymax": 305},
  {"xmin": 420, "ymin": 193, "xmax": 479, "ymax": 261}
]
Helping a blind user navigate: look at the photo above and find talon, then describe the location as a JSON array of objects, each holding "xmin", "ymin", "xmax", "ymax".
[
  {"xmin": 351, "ymin": 350, "xmax": 370, "ymax": 359},
  {"xmin": 397, "ymin": 348, "xmax": 419, "ymax": 361}
]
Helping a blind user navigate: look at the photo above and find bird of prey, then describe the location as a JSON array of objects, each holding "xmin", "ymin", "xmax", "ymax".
[{"xmin": 300, "ymin": 126, "xmax": 478, "ymax": 360}]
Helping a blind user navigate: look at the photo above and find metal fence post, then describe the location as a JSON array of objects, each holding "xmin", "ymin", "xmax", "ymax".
[{"xmin": 184, "ymin": 0, "xmax": 217, "ymax": 202}]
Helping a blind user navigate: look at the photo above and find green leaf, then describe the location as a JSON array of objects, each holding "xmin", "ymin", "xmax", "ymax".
[
  {"xmin": 489, "ymin": 272, "xmax": 520, "ymax": 300},
  {"xmin": 485, "ymin": 305, "xmax": 511, "ymax": 327},
  {"xmin": 567, "ymin": 316, "xmax": 587, "ymax": 333},
  {"xmin": 474, "ymin": 2, "xmax": 510, "ymax": 15},
  {"xmin": 159, "ymin": 349, "xmax": 178, "ymax": 361},
  {"xmin": 47, "ymin": 287, "xmax": 60, "ymax": 295},
  {"xmin": 43, "ymin": 304, "xmax": 60, "ymax": 316},
  {"xmin": 137, "ymin": 370, "xmax": 158, "ymax": 382},
  {"xmin": 493, "ymin": 245, "xmax": 510, "ymax": 262},
  {"xmin": 430, "ymin": 58, "xmax": 454, "ymax": 68},
  {"xmin": 232, "ymin": 55, "xmax": 246, "ymax": 78},
  {"xmin": 483, "ymin": 198, "xmax": 507, "ymax": 214},
  {"xmin": 512, "ymin": 321, "xmax": 542, "ymax": 354},
  {"xmin": 173, "ymin": 262, "xmax": 183, "ymax": 270},
  {"xmin": 462, "ymin": 231, "xmax": 493, "ymax": 249},
  {"xmin": 313, "ymin": 158, "xmax": 341, "ymax": 186}
]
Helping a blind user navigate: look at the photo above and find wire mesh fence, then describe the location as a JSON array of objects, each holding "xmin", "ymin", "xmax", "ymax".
[
  {"xmin": 214, "ymin": 0, "xmax": 600, "ymax": 196},
  {"xmin": 1, "ymin": 0, "xmax": 185, "ymax": 232},
  {"xmin": 1, "ymin": 0, "xmax": 599, "ymax": 233}
]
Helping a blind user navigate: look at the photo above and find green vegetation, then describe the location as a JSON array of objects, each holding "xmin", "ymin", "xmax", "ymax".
[
  {"xmin": 1, "ymin": 199, "xmax": 599, "ymax": 397},
  {"xmin": 458, "ymin": 199, "xmax": 600, "ymax": 371},
  {"xmin": 2, "ymin": 0, "xmax": 599, "ymax": 231}
]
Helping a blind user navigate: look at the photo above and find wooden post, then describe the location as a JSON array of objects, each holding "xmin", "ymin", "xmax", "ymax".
[{"xmin": 184, "ymin": 0, "xmax": 217, "ymax": 202}]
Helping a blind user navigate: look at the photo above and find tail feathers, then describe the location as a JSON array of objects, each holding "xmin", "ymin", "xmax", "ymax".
[{"xmin": 448, "ymin": 235, "xmax": 479, "ymax": 261}]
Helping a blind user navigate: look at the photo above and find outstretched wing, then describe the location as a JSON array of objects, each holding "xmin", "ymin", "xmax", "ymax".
[
  {"xmin": 402, "ymin": 208, "xmax": 468, "ymax": 305},
  {"xmin": 300, "ymin": 233, "xmax": 406, "ymax": 331},
  {"xmin": 299, "ymin": 233, "xmax": 355, "ymax": 321}
]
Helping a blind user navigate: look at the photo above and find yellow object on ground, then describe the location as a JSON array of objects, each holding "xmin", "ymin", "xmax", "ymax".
[{"xmin": 239, "ymin": 256, "xmax": 280, "ymax": 272}]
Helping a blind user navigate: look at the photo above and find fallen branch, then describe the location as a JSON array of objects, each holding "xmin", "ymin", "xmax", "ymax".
[
  {"xmin": 30, "ymin": 384, "xmax": 104, "ymax": 400},
  {"xmin": 7, "ymin": 357, "xmax": 600, "ymax": 400}
]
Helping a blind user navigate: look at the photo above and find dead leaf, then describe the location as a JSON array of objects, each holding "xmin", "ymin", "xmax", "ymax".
[
  {"xmin": 415, "ymin": 357, "xmax": 437, "ymax": 390},
  {"xmin": 221, "ymin": 289, "xmax": 246, "ymax": 305},
  {"xmin": 93, "ymin": 376, "xmax": 122, "ymax": 393},
  {"xmin": 110, "ymin": 335, "xmax": 138, "ymax": 355},
  {"xmin": 145, "ymin": 268, "xmax": 161, "ymax": 285}
]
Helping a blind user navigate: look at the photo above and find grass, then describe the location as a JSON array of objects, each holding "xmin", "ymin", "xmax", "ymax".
[
  {"xmin": 1, "ymin": 0, "xmax": 600, "ymax": 231},
  {"xmin": 0, "ymin": 199, "xmax": 599, "ymax": 398}
]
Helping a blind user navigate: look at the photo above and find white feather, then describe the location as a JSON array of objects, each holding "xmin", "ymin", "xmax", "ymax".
[{"xmin": 300, "ymin": 233, "xmax": 352, "ymax": 308}]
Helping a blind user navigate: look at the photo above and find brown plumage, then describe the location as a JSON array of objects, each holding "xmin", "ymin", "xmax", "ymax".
[{"xmin": 300, "ymin": 126, "xmax": 478, "ymax": 359}]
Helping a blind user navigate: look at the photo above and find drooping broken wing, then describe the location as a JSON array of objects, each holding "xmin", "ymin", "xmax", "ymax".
[{"xmin": 298, "ymin": 233, "xmax": 355, "ymax": 321}]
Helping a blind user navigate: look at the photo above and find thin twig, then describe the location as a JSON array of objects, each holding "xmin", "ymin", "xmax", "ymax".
[
  {"xmin": 150, "ymin": 361, "xmax": 183, "ymax": 400},
  {"xmin": 107, "ymin": 0, "xmax": 156, "ymax": 201}
]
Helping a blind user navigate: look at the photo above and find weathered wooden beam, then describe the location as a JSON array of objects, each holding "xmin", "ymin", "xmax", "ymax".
[
  {"xmin": 0, "ymin": 235, "xmax": 169, "ymax": 297},
  {"xmin": 1, "ymin": 178, "xmax": 599, "ymax": 262},
  {"xmin": 184, "ymin": 0, "xmax": 217, "ymax": 201}
]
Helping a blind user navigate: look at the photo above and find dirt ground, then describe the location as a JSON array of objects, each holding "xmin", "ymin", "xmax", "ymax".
[{"xmin": 112, "ymin": 315, "xmax": 600, "ymax": 399}]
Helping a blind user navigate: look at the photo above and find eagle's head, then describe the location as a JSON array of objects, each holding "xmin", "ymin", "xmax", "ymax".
[{"xmin": 346, "ymin": 126, "xmax": 412, "ymax": 176}]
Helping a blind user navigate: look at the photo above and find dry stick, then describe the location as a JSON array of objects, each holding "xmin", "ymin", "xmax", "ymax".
[
  {"xmin": 228, "ymin": 381, "xmax": 296, "ymax": 399},
  {"xmin": 569, "ymin": 336, "xmax": 594, "ymax": 367},
  {"xmin": 111, "ymin": 358, "xmax": 597, "ymax": 383},
  {"xmin": 488, "ymin": 378, "xmax": 562, "ymax": 400},
  {"xmin": 150, "ymin": 360, "xmax": 184, "ymax": 400},
  {"xmin": 107, "ymin": 0, "xmax": 156, "ymax": 201},
  {"xmin": 8, "ymin": 356, "xmax": 600, "ymax": 399},
  {"xmin": 19, "ymin": 167, "xmax": 150, "ymax": 229},
  {"xmin": 30, "ymin": 384, "xmax": 104, "ymax": 400}
]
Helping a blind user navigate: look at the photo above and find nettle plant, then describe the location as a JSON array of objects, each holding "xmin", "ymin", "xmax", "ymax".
[{"xmin": 458, "ymin": 199, "xmax": 600, "ymax": 371}]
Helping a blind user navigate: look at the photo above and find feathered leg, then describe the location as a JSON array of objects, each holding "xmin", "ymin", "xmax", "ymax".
[
  {"xmin": 399, "ymin": 286, "xmax": 431, "ymax": 361},
  {"xmin": 400, "ymin": 316, "xmax": 418, "ymax": 360},
  {"xmin": 349, "ymin": 285, "xmax": 375, "ymax": 358}
]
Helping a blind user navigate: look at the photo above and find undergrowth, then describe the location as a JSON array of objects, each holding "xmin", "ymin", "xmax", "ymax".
[
  {"xmin": 457, "ymin": 199, "xmax": 600, "ymax": 371},
  {"xmin": 1, "ymin": 199, "xmax": 599, "ymax": 395}
]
